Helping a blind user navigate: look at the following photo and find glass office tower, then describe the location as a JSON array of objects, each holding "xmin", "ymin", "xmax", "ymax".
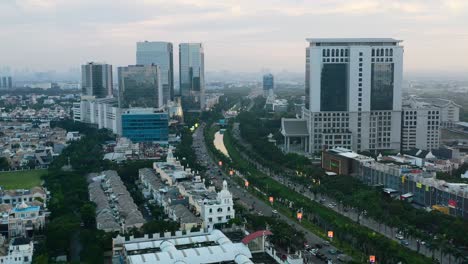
[
  {"xmin": 136, "ymin": 41, "xmax": 174, "ymax": 104},
  {"xmin": 81, "ymin": 62, "xmax": 113, "ymax": 98},
  {"xmin": 179, "ymin": 43, "xmax": 205, "ymax": 111},
  {"xmin": 118, "ymin": 65, "xmax": 163, "ymax": 108}
]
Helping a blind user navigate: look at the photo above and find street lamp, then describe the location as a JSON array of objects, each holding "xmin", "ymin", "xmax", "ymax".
[{"xmin": 297, "ymin": 209, "xmax": 303, "ymax": 222}]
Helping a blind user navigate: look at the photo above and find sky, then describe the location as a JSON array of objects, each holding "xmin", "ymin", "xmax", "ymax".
[{"xmin": 1, "ymin": 0, "xmax": 468, "ymax": 75}]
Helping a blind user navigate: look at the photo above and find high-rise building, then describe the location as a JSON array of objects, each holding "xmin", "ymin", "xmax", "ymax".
[
  {"xmin": 179, "ymin": 43, "xmax": 205, "ymax": 111},
  {"xmin": 118, "ymin": 65, "xmax": 163, "ymax": 109},
  {"xmin": 263, "ymin": 73, "xmax": 274, "ymax": 97},
  {"xmin": 401, "ymin": 97, "xmax": 441, "ymax": 151},
  {"xmin": 7, "ymin": 76, "xmax": 12, "ymax": 89},
  {"xmin": 81, "ymin": 62, "xmax": 113, "ymax": 98},
  {"xmin": 1, "ymin": 77, "xmax": 5, "ymax": 88},
  {"xmin": 282, "ymin": 38, "xmax": 403, "ymax": 154},
  {"xmin": 136, "ymin": 41, "xmax": 174, "ymax": 104}
]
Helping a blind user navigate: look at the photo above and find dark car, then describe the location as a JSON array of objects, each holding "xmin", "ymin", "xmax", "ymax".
[
  {"xmin": 315, "ymin": 243, "xmax": 323, "ymax": 249},
  {"xmin": 316, "ymin": 252, "xmax": 327, "ymax": 261}
]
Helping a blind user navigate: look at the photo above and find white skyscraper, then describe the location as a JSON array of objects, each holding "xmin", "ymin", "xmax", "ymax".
[
  {"xmin": 81, "ymin": 62, "xmax": 113, "ymax": 98},
  {"xmin": 179, "ymin": 43, "xmax": 205, "ymax": 111},
  {"xmin": 136, "ymin": 41, "xmax": 174, "ymax": 104},
  {"xmin": 282, "ymin": 38, "xmax": 403, "ymax": 154},
  {"xmin": 401, "ymin": 97, "xmax": 440, "ymax": 151}
]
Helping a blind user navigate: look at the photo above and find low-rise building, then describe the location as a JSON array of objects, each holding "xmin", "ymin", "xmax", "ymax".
[
  {"xmin": 113, "ymin": 229, "xmax": 254, "ymax": 264},
  {"xmin": 0, "ymin": 202, "xmax": 46, "ymax": 238},
  {"xmin": 88, "ymin": 171, "xmax": 145, "ymax": 232},
  {"xmin": 201, "ymin": 180, "xmax": 235, "ymax": 230},
  {"xmin": 0, "ymin": 237, "xmax": 33, "ymax": 264},
  {"xmin": 322, "ymin": 148, "xmax": 468, "ymax": 219},
  {"xmin": 0, "ymin": 187, "xmax": 47, "ymax": 207}
]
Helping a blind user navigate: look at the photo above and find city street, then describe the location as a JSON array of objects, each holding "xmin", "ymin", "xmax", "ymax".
[
  {"xmin": 230, "ymin": 122, "xmax": 457, "ymax": 264},
  {"xmin": 192, "ymin": 123, "xmax": 345, "ymax": 263}
]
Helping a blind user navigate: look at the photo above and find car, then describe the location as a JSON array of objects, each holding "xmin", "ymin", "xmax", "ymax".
[
  {"xmin": 315, "ymin": 243, "xmax": 323, "ymax": 249},
  {"xmin": 327, "ymin": 203, "xmax": 335, "ymax": 208},
  {"xmin": 400, "ymin": 240, "xmax": 409, "ymax": 246},
  {"xmin": 395, "ymin": 233, "xmax": 404, "ymax": 240},
  {"xmin": 316, "ymin": 252, "xmax": 327, "ymax": 260},
  {"xmin": 308, "ymin": 248, "xmax": 319, "ymax": 255},
  {"xmin": 328, "ymin": 249, "xmax": 337, "ymax": 255},
  {"xmin": 272, "ymin": 209, "xmax": 278, "ymax": 214}
]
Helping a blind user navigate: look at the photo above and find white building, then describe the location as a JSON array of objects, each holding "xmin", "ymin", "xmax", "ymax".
[
  {"xmin": 402, "ymin": 97, "xmax": 441, "ymax": 151},
  {"xmin": 73, "ymin": 97, "xmax": 122, "ymax": 135},
  {"xmin": 113, "ymin": 229, "xmax": 254, "ymax": 264},
  {"xmin": 66, "ymin": 131, "xmax": 81, "ymax": 141},
  {"xmin": 410, "ymin": 97, "xmax": 461, "ymax": 128},
  {"xmin": 0, "ymin": 237, "xmax": 33, "ymax": 264},
  {"xmin": 282, "ymin": 38, "xmax": 403, "ymax": 154},
  {"xmin": 201, "ymin": 180, "xmax": 235, "ymax": 230}
]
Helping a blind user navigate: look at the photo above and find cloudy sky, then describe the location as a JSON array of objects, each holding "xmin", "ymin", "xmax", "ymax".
[{"xmin": 1, "ymin": 0, "xmax": 467, "ymax": 75}]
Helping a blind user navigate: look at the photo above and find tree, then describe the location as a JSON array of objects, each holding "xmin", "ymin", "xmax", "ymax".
[
  {"xmin": 0, "ymin": 157, "xmax": 9, "ymax": 171},
  {"xmin": 80, "ymin": 203, "xmax": 96, "ymax": 229}
]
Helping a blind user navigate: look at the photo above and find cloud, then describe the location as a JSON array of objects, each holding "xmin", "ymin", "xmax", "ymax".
[{"xmin": 0, "ymin": 0, "xmax": 467, "ymax": 73}]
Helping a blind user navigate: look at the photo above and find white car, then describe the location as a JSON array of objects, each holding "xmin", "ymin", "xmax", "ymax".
[{"xmin": 395, "ymin": 233, "xmax": 404, "ymax": 240}]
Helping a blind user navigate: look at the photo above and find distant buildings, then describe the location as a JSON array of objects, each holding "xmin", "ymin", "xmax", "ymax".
[
  {"xmin": 118, "ymin": 64, "xmax": 163, "ymax": 109},
  {"xmin": 179, "ymin": 43, "xmax": 205, "ymax": 111},
  {"xmin": 136, "ymin": 41, "xmax": 174, "ymax": 103},
  {"xmin": 0, "ymin": 76, "xmax": 12, "ymax": 89},
  {"xmin": 282, "ymin": 38, "xmax": 404, "ymax": 154},
  {"xmin": 263, "ymin": 73, "xmax": 274, "ymax": 97},
  {"xmin": 81, "ymin": 62, "xmax": 113, "ymax": 98}
]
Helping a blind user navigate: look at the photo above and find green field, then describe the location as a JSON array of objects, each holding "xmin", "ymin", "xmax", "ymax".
[{"xmin": 0, "ymin": 170, "xmax": 45, "ymax": 189}]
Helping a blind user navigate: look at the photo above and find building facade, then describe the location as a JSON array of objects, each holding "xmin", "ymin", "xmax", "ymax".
[
  {"xmin": 283, "ymin": 38, "xmax": 403, "ymax": 154},
  {"xmin": 81, "ymin": 62, "xmax": 113, "ymax": 98},
  {"xmin": 121, "ymin": 108, "xmax": 169, "ymax": 143},
  {"xmin": 118, "ymin": 65, "xmax": 163, "ymax": 109},
  {"xmin": 136, "ymin": 41, "xmax": 174, "ymax": 104},
  {"xmin": 401, "ymin": 97, "xmax": 441, "ymax": 151},
  {"xmin": 74, "ymin": 97, "xmax": 122, "ymax": 135},
  {"xmin": 200, "ymin": 181, "xmax": 235, "ymax": 230},
  {"xmin": 179, "ymin": 43, "xmax": 205, "ymax": 111},
  {"xmin": 410, "ymin": 97, "xmax": 461, "ymax": 128},
  {"xmin": 0, "ymin": 238, "xmax": 33, "ymax": 264},
  {"xmin": 263, "ymin": 73, "xmax": 274, "ymax": 97}
]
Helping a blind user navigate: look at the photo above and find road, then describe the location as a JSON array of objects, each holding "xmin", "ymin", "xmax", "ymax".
[
  {"xmin": 192, "ymin": 123, "xmax": 345, "ymax": 264},
  {"xmin": 230, "ymin": 122, "xmax": 459, "ymax": 264}
]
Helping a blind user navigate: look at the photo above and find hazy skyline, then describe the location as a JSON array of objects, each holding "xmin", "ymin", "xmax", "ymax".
[{"xmin": 1, "ymin": 0, "xmax": 467, "ymax": 75}]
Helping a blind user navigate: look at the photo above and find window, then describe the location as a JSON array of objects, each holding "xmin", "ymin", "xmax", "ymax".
[
  {"xmin": 217, "ymin": 217, "xmax": 222, "ymax": 221},
  {"xmin": 209, "ymin": 208, "xmax": 212, "ymax": 213},
  {"xmin": 217, "ymin": 208, "xmax": 223, "ymax": 212},
  {"xmin": 359, "ymin": 52, "xmax": 363, "ymax": 56},
  {"xmin": 227, "ymin": 207, "xmax": 231, "ymax": 211},
  {"xmin": 323, "ymin": 49, "xmax": 326, "ymax": 57},
  {"xmin": 372, "ymin": 49, "xmax": 375, "ymax": 56},
  {"xmin": 208, "ymin": 217, "xmax": 212, "ymax": 222}
]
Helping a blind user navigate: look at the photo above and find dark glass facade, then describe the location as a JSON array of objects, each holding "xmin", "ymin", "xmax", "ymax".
[
  {"xmin": 320, "ymin": 63, "xmax": 348, "ymax": 111},
  {"xmin": 91, "ymin": 65, "xmax": 106, "ymax": 98},
  {"xmin": 371, "ymin": 63, "xmax": 394, "ymax": 110},
  {"xmin": 118, "ymin": 65, "xmax": 161, "ymax": 108},
  {"xmin": 121, "ymin": 112, "xmax": 168, "ymax": 142}
]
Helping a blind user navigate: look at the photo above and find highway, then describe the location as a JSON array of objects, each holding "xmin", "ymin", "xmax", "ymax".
[{"xmin": 192, "ymin": 123, "xmax": 344, "ymax": 264}]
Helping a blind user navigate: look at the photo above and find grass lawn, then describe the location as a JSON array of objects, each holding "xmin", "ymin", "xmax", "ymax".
[{"xmin": 0, "ymin": 169, "xmax": 45, "ymax": 189}]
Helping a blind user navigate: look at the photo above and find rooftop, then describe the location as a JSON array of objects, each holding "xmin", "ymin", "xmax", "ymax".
[{"xmin": 307, "ymin": 38, "xmax": 402, "ymax": 44}]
